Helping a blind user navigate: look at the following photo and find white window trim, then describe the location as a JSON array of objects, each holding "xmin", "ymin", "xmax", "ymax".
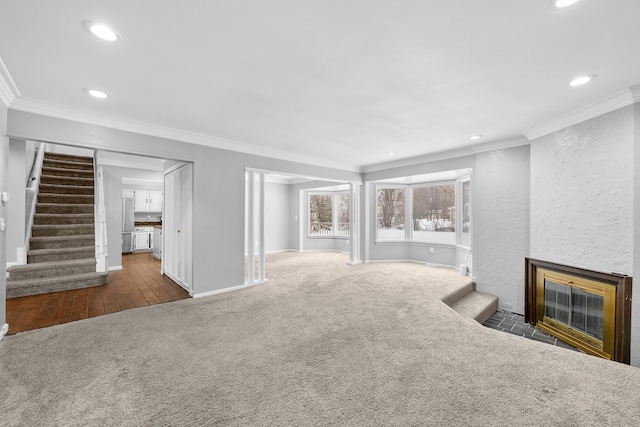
[
  {"xmin": 307, "ymin": 191, "xmax": 350, "ymax": 239},
  {"xmin": 455, "ymin": 175, "xmax": 471, "ymax": 249},
  {"xmin": 375, "ymin": 179, "xmax": 466, "ymax": 246}
]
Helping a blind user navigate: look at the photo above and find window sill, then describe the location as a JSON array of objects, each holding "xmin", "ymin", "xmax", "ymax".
[{"xmin": 307, "ymin": 235, "xmax": 350, "ymax": 240}]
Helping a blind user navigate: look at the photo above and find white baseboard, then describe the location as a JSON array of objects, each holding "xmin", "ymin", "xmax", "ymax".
[
  {"xmin": 108, "ymin": 266, "xmax": 123, "ymax": 271},
  {"xmin": 0, "ymin": 323, "xmax": 8, "ymax": 341},
  {"xmin": 366, "ymin": 258, "xmax": 458, "ymax": 271},
  {"xmin": 193, "ymin": 280, "xmax": 269, "ymax": 299}
]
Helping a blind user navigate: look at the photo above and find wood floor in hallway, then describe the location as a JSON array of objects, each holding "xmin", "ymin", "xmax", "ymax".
[{"xmin": 6, "ymin": 252, "xmax": 190, "ymax": 335}]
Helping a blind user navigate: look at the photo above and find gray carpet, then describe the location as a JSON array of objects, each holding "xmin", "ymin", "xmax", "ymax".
[{"xmin": 1, "ymin": 252, "xmax": 640, "ymax": 426}]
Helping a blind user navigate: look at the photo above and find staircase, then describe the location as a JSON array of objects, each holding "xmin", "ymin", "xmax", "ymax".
[
  {"xmin": 6, "ymin": 152, "xmax": 108, "ymax": 298},
  {"xmin": 443, "ymin": 279, "xmax": 499, "ymax": 324}
]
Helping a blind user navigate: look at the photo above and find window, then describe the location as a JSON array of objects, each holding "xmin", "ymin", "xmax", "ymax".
[
  {"xmin": 375, "ymin": 176, "xmax": 471, "ymax": 246},
  {"xmin": 412, "ymin": 184, "xmax": 455, "ymax": 244},
  {"xmin": 308, "ymin": 192, "xmax": 350, "ymax": 237},
  {"xmin": 376, "ymin": 187, "xmax": 405, "ymax": 241}
]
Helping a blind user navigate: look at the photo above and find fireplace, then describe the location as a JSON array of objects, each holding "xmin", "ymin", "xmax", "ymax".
[{"xmin": 525, "ymin": 259, "xmax": 632, "ymax": 364}]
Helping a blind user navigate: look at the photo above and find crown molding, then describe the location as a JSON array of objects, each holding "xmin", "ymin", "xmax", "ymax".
[
  {"xmin": 362, "ymin": 135, "xmax": 529, "ymax": 173},
  {"xmin": 522, "ymin": 86, "xmax": 639, "ymax": 141},
  {"xmin": 0, "ymin": 56, "xmax": 20, "ymax": 107},
  {"xmin": 9, "ymin": 96, "xmax": 361, "ymax": 172},
  {"xmin": 469, "ymin": 136, "xmax": 530, "ymax": 154}
]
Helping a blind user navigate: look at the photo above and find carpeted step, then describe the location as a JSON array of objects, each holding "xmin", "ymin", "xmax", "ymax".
[
  {"xmin": 27, "ymin": 246, "xmax": 95, "ymax": 263},
  {"xmin": 29, "ymin": 234, "xmax": 95, "ymax": 250},
  {"xmin": 43, "ymin": 158, "xmax": 94, "ymax": 171},
  {"xmin": 449, "ymin": 291, "xmax": 499, "ymax": 324},
  {"xmin": 38, "ymin": 183, "xmax": 94, "ymax": 195},
  {"xmin": 40, "ymin": 175, "xmax": 94, "ymax": 187},
  {"xmin": 36, "ymin": 203, "xmax": 94, "ymax": 214},
  {"xmin": 6, "ymin": 258, "xmax": 97, "ymax": 281},
  {"xmin": 439, "ymin": 280, "xmax": 474, "ymax": 307},
  {"xmin": 31, "ymin": 224, "xmax": 95, "ymax": 237},
  {"xmin": 7, "ymin": 272, "xmax": 108, "ymax": 298},
  {"xmin": 34, "ymin": 213, "xmax": 95, "ymax": 225},
  {"xmin": 43, "ymin": 152, "xmax": 93, "ymax": 164},
  {"xmin": 41, "ymin": 166, "xmax": 94, "ymax": 179},
  {"xmin": 37, "ymin": 193, "xmax": 94, "ymax": 205}
]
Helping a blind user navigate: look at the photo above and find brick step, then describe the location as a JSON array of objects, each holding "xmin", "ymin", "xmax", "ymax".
[
  {"xmin": 449, "ymin": 291, "xmax": 499, "ymax": 324},
  {"xmin": 7, "ymin": 272, "xmax": 108, "ymax": 298},
  {"xmin": 38, "ymin": 183, "xmax": 94, "ymax": 195},
  {"xmin": 36, "ymin": 203, "xmax": 94, "ymax": 214},
  {"xmin": 34, "ymin": 213, "xmax": 95, "ymax": 225},
  {"xmin": 40, "ymin": 175, "xmax": 94, "ymax": 187},
  {"xmin": 43, "ymin": 158, "xmax": 94, "ymax": 171},
  {"xmin": 41, "ymin": 166, "xmax": 94, "ymax": 178},
  {"xmin": 37, "ymin": 193, "xmax": 94, "ymax": 205},
  {"xmin": 27, "ymin": 246, "xmax": 95, "ymax": 263},
  {"xmin": 6, "ymin": 258, "xmax": 97, "ymax": 281},
  {"xmin": 31, "ymin": 224, "xmax": 95, "ymax": 237},
  {"xmin": 29, "ymin": 234, "xmax": 95, "ymax": 250},
  {"xmin": 43, "ymin": 152, "xmax": 93, "ymax": 164}
]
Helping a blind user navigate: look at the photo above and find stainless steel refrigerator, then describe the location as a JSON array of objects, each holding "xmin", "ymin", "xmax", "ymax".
[{"xmin": 122, "ymin": 197, "xmax": 134, "ymax": 253}]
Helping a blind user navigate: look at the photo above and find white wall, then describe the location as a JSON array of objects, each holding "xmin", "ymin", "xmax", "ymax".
[
  {"xmin": 6, "ymin": 139, "xmax": 26, "ymax": 264},
  {"xmin": 0, "ymin": 101, "xmax": 8, "ymax": 335},
  {"xmin": 474, "ymin": 146, "xmax": 530, "ymax": 313},
  {"xmin": 530, "ymin": 104, "xmax": 637, "ymax": 365},
  {"xmin": 7, "ymin": 110, "xmax": 361, "ymax": 295},
  {"xmin": 264, "ymin": 182, "xmax": 291, "ymax": 252}
]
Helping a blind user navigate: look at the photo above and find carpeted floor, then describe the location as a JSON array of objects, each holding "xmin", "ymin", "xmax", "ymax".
[{"xmin": 1, "ymin": 251, "xmax": 640, "ymax": 426}]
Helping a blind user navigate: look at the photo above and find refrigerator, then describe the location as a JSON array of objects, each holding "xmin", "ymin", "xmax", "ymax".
[{"xmin": 122, "ymin": 197, "xmax": 134, "ymax": 254}]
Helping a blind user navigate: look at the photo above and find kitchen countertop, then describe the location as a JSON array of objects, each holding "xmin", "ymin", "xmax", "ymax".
[{"xmin": 134, "ymin": 222, "xmax": 162, "ymax": 227}]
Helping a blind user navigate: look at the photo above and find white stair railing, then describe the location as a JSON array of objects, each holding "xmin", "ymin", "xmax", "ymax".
[
  {"xmin": 94, "ymin": 162, "xmax": 108, "ymax": 273},
  {"xmin": 22, "ymin": 141, "xmax": 46, "ymax": 264}
]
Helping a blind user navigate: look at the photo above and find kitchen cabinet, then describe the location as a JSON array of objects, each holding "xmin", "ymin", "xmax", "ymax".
[
  {"xmin": 134, "ymin": 226, "xmax": 154, "ymax": 252},
  {"xmin": 153, "ymin": 227, "xmax": 162, "ymax": 259},
  {"xmin": 134, "ymin": 190, "xmax": 163, "ymax": 212}
]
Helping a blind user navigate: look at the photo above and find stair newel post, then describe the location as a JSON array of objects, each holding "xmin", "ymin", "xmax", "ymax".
[{"xmin": 94, "ymin": 162, "xmax": 108, "ymax": 273}]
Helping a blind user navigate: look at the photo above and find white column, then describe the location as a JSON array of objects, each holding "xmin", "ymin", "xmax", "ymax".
[
  {"xmin": 247, "ymin": 171, "xmax": 255, "ymax": 284},
  {"xmin": 258, "ymin": 172, "xmax": 266, "ymax": 282},
  {"xmin": 348, "ymin": 182, "xmax": 361, "ymax": 265}
]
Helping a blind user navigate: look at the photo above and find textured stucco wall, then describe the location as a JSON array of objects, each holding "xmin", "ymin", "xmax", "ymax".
[
  {"xmin": 474, "ymin": 146, "xmax": 530, "ymax": 313},
  {"xmin": 530, "ymin": 106, "xmax": 635, "ymax": 275},
  {"xmin": 530, "ymin": 105, "xmax": 637, "ymax": 365}
]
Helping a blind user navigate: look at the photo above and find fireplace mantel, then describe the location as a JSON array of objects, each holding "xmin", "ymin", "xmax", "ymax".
[{"xmin": 525, "ymin": 258, "xmax": 632, "ymax": 364}]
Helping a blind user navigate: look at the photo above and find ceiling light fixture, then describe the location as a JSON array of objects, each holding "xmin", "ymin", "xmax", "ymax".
[
  {"xmin": 569, "ymin": 74, "xmax": 596, "ymax": 86},
  {"xmin": 84, "ymin": 88, "xmax": 109, "ymax": 99},
  {"xmin": 552, "ymin": 0, "xmax": 581, "ymax": 8},
  {"xmin": 83, "ymin": 21, "xmax": 121, "ymax": 42},
  {"xmin": 469, "ymin": 135, "xmax": 482, "ymax": 140},
  {"xmin": 388, "ymin": 152, "xmax": 395, "ymax": 156}
]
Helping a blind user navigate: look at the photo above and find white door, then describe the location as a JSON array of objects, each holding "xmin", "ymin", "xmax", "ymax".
[{"xmin": 163, "ymin": 163, "xmax": 193, "ymax": 293}]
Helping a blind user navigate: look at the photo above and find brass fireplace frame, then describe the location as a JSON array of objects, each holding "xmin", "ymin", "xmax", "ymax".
[{"xmin": 525, "ymin": 258, "xmax": 632, "ymax": 364}]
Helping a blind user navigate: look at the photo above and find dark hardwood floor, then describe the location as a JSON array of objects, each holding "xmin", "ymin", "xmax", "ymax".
[{"xmin": 6, "ymin": 252, "xmax": 190, "ymax": 335}]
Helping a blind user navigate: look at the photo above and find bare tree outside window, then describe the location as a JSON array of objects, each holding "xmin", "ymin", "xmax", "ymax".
[
  {"xmin": 376, "ymin": 188, "xmax": 405, "ymax": 240},
  {"xmin": 412, "ymin": 184, "xmax": 455, "ymax": 244},
  {"xmin": 337, "ymin": 193, "xmax": 350, "ymax": 236},
  {"xmin": 309, "ymin": 194, "xmax": 333, "ymax": 236}
]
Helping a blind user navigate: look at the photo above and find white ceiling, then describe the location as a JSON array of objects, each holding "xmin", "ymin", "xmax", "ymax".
[{"xmin": 1, "ymin": 1, "xmax": 640, "ymax": 172}]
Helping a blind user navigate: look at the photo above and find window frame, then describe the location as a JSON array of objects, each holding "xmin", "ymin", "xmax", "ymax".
[
  {"xmin": 374, "ymin": 176, "xmax": 471, "ymax": 247},
  {"xmin": 307, "ymin": 191, "xmax": 350, "ymax": 239}
]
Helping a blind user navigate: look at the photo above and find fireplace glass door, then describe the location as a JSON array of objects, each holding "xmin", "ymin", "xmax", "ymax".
[{"xmin": 536, "ymin": 269, "xmax": 616, "ymax": 359}]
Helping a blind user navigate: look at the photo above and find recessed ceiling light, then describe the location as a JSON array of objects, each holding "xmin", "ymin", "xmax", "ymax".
[
  {"xmin": 388, "ymin": 152, "xmax": 395, "ymax": 156},
  {"xmin": 84, "ymin": 88, "xmax": 108, "ymax": 99},
  {"xmin": 469, "ymin": 135, "xmax": 482, "ymax": 140},
  {"xmin": 569, "ymin": 74, "xmax": 596, "ymax": 86},
  {"xmin": 552, "ymin": 0, "xmax": 581, "ymax": 8},
  {"xmin": 83, "ymin": 21, "xmax": 121, "ymax": 42}
]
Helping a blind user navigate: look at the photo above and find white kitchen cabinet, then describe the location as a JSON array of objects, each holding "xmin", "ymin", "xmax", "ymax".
[
  {"xmin": 134, "ymin": 231, "xmax": 151, "ymax": 251},
  {"xmin": 134, "ymin": 190, "xmax": 163, "ymax": 212},
  {"xmin": 153, "ymin": 227, "xmax": 162, "ymax": 259}
]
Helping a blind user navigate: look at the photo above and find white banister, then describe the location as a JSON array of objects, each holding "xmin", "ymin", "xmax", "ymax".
[
  {"xmin": 94, "ymin": 162, "xmax": 108, "ymax": 272},
  {"xmin": 23, "ymin": 141, "xmax": 47, "ymax": 263}
]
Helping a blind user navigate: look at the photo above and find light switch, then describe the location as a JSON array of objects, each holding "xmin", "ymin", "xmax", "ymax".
[
  {"xmin": 1, "ymin": 192, "xmax": 8, "ymax": 203},
  {"xmin": 0, "ymin": 217, "xmax": 5, "ymax": 232}
]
